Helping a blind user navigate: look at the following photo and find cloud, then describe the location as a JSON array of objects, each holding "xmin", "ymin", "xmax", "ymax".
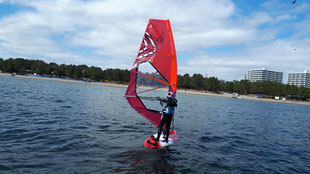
[
  {"xmin": 0, "ymin": 0, "xmax": 241, "ymax": 62},
  {"xmin": 0, "ymin": 0, "xmax": 309, "ymax": 82},
  {"xmin": 180, "ymin": 38, "xmax": 310, "ymax": 81}
]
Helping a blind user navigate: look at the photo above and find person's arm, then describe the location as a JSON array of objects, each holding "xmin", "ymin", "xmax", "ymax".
[
  {"xmin": 159, "ymin": 98, "xmax": 167, "ymax": 106},
  {"xmin": 173, "ymin": 99, "xmax": 177, "ymax": 107}
]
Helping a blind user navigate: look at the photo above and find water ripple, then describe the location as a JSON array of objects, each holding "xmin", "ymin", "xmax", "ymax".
[{"xmin": 1, "ymin": 76, "xmax": 310, "ymax": 173}]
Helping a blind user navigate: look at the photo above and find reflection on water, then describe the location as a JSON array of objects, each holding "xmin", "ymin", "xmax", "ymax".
[{"xmin": 112, "ymin": 148, "xmax": 176, "ymax": 173}]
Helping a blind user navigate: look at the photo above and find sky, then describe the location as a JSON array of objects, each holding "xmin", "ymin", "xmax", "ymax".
[{"xmin": 0, "ymin": 0, "xmax": 309, "ymax": 82}]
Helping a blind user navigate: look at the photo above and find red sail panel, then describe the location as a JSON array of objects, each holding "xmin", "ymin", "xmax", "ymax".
[{"xmin": 125, "ymin": 19, "xmax": 177, "ymax": 127}]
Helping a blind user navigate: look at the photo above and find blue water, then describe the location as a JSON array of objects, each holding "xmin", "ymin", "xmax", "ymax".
[{"xmin": 1, "ymin": 75, "xmax": 310, "ymax": 173}]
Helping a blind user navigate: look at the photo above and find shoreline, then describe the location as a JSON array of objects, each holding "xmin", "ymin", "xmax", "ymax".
[
  {"xmin": 1, "ymin": 73, "xmax": 310, "ymax": 107},
  {"xmin": 178, "ymin": 89, "xmax": 310, "ymax": 106},
  {"xmin": 0, "ymin": 72, "xmax": 128, "ymax": 88}
]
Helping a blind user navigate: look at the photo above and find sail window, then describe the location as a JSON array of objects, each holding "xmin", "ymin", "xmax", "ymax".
[{"xmin": 136, "ymin": 61, "xmax": 169, "ymax": 111}]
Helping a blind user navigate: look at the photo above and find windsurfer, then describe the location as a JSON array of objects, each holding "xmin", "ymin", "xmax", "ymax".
[{"xmin": 154, "ymin": 91, "xmax": 178, "ymax": 143}]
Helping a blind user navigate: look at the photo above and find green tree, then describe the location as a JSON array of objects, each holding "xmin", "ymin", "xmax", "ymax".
[
  {"xmin": 205, "ymin": 77, "xmax": 221, "ymax": 92},
  {"xmin": 48, "ymin": 62, "xmax": 59, "ymax": 75},
  {"xmin": 192, "ymin": 73, "xmax": 204, "ymax": 90},
  {"xmin": 224, "ymin": 81, "xmax": 234, "ymax": 93},
  {"xmin": 182, "ymin": 74, "xmax": 191, "ymax": 89},
  {"xmin": 54, "ymin": 64, "xmax": 66, "ymax": 77},
  {"xmin": 239, "ymin": 80, "xmax": 251, "ymax": 94},
  {"xmin": 0, "ymin": 58, "xmax": 3, "ymax": 72}
]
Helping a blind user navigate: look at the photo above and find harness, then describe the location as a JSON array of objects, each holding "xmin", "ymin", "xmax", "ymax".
[{"xmin": 166, "ymin": 106, "xmax": 175, "ymax": 114}]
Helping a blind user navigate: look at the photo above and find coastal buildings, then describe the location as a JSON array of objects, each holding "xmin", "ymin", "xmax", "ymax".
[
  {"xmin": 288, "ymin": 71, "xmax": 310, "ymax": 88},
  {"xmin": 247, "ymin": 68, "xmax": 283, "ymax": 83}
]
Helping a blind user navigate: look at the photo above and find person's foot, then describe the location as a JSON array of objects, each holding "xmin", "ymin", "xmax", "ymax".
[
  {"xmin": 153, "ymin": 136, "xmax": 159, "ymax": 141},
  {"xmin": 147, "ymin": 140, "xmax": 158, "ymax": 146},
  {"xmin": 151, "ymin": 135, "xmax": 157, "ymax": 141}
]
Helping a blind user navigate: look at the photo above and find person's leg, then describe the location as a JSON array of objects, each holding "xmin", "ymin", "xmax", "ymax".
[
  {"xmin": 164, "ymin": 114, "xmax": 172, "ymax": 142},
  {"xmin": 155, "ymin": 115, "xmax": 167, "ymax": 141}
]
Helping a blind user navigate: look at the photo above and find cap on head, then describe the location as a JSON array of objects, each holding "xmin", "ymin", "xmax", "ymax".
[{"xmin": 167, "ymin": 91, "xmax": 174, "ymax": 98}]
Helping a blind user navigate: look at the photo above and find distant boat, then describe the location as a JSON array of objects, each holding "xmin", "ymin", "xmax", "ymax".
[{"xmin": 232, "ymin": 93, "xmax": 241, "ymax": 99}]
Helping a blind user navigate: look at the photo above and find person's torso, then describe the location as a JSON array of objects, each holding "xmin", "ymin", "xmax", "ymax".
[{"xmin": 165, "ymin": 98, "xmax": 177, "ymax": 114}]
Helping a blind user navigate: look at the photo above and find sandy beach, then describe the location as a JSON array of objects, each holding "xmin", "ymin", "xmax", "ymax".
[{"xmin": 2, "ymin": 73, "xmax": 310, "ymax": 107}]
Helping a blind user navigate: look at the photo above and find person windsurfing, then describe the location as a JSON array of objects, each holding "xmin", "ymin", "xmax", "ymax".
[{"xmin": 154, "ymin": 91, "xmax": 178, "ymax": 143}]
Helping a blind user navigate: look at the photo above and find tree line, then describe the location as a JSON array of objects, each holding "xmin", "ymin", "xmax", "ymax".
[
  {"xmin": 178, "ymin": 73, "xmax": 310, "ymax": 101},
  {"xmin": 0, "ymin": 58, "xmax": 129, "ymax": 83},
  {"xmin": 1, "ymin": 58, "xmax": 310, "ymax": 100}
]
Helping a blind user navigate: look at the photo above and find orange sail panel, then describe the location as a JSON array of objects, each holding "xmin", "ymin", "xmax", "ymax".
[{"xmin": 125, "ymin": 19, "xmax": 177, "ymax": 127}]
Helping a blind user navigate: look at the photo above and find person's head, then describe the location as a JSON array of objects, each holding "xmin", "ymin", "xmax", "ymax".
[{"xmin": 166, "ymin": 91, "xmax": 174, "ymax": 98}]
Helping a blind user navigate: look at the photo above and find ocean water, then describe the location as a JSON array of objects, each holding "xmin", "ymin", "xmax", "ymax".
[{"xmin": 0, "ymin": 75, "xmax": 310, "ymax": 174}]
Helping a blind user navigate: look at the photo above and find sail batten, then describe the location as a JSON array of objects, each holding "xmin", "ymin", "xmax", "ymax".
[
  {"xmin": 139, "ymin": 44, "xmax": 175, "ymax": 58},
  {"xmin": 136, "ymin": 72, "xmax": 170, "ymax": 86},
  {"xmin": 136, "ymin": 85, "xmax": 169, "ymax": 95},
  {"xmin": 125, "ymin": 19, "xmax": 177, "ymax": 127}
]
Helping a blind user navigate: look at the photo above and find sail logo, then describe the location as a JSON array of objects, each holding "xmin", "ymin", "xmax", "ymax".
[
  {"xmin": 155, "ymin": 33, "xmax": 164, "ymax": 43},
  {"xmin": 137, "ymin": 32, "xmax": 157, "ymax": 60}
]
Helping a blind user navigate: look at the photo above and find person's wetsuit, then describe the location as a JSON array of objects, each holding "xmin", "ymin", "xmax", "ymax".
[{"xmin": 155, "ymin": 97, "xmax": 177, "ymax": 142}]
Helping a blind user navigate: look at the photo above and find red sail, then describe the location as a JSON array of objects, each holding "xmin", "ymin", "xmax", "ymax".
[{"xmin": 125, "ymin": 19, "xmax": 177, "ymax": 127}]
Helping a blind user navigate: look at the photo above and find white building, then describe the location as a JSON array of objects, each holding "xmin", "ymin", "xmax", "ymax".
[
  {"xmin": 247, "ymin": 68, "xmax": 283, "ymax": 83},
  {"xmin": 288, "ymin": 71, "xmax": 310, "ymax": 88}
]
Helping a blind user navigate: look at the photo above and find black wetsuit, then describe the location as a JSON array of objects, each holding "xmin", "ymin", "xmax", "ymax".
[{"xmin": 156, "ymin": 97, "xmax": 177, "ymax": 142}]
